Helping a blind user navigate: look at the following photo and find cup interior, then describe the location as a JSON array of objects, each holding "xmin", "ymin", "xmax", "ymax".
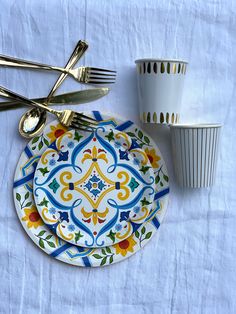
[
  {"xmin": 169, "ymin": 123, "xmax": 222, "ymax": 129},
  {"xmin": 135, "ymin": 58, "xmax": 188, "ymax": 64}
]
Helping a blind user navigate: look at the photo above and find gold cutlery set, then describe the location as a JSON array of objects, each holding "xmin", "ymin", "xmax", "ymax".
[{"xmin": 0, "ymin": 40, "xmax": 116, "ymax": 138}]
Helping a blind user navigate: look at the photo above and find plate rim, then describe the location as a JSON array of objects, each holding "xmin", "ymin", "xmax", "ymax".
[{"xmin": 13, "ymin": 111, "xmax": 169, "ymax": 267}]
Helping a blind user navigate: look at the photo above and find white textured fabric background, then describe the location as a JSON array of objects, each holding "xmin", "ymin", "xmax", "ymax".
[{"xmin": 0, "ymin": 0, "xmax": 235, "ymax": 313}]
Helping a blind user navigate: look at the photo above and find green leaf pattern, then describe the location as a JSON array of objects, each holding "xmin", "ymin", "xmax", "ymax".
[
  {"xmin": 75, "ymin": 231, "xmax": 83, "ymax": 243},
  {"xmin": 35, "ymin": 230, "xmax": 56, "ymax": 249},
  {"xmin": 31, "ymin": 134, "xmax": 50, "ymax": 151},
  {"xmin": 134, "ymin": 226, "xmax": 153, "ymax": 247},
  {"xmin": 38, "ymin": 167, "xmax": 50, "ymax": 176},
  {"xmin": 92, "ymin": 247, "xmax": 115, "ymax": 266},
  {"xmin": 154, "ymin": 165, "xmax": 169, "ymax": 189},
  {"xmin": 74, "ymin": 131, "xmax": 83, "ymax": 142},
  {"xmin": 37, "ymin": 197, "xmax": 49, "ymax": 207},
  {"xmin": 127, "ymin": 129, "xmax": 152, "ymax": 148},
  {"xmin": 126, "ymin": 129, "xmax": 169, "ymax": 188},
  {"xmin": 16, "ymin": 191, "xmax": 32, "ymax": 210}
]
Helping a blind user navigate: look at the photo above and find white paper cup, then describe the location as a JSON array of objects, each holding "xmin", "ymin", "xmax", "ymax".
[
  {"xmin": 135, "ymin": 58, "xmax": 188, "ymax": 124},
  {"xmin": 170, "ymin": 124, "xmax": 222, "ymax": 188}
]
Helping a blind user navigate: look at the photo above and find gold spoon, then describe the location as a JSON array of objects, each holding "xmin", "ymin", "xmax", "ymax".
[{"xmin": 19, "ymin": 40, "xmax": 88, "ymax": 139}]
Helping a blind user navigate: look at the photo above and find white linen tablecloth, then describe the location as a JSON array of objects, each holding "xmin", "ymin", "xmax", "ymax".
[{"xmin": 0, "ymin": 0, "xmax": 235, "ymax": 313}]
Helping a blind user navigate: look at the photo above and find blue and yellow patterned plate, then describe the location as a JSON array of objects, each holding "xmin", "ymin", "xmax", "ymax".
[
  {"xmin": 13, "ymin": 112, "xmax": 169, "ymax": 267},
  {"xmin": 33, "ymin": 127, "xmax": 155, "ymax": 247}
]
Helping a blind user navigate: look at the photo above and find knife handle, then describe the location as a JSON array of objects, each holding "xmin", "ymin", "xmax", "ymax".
[{"xmin": 0, "ymin": 97, "xmax": 57, "ymax": 111}]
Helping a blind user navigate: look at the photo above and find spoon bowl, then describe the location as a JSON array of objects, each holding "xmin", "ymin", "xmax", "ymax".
[{"xmin": 19, "ymin": 108, "xmax": 47, "ymax": 139}]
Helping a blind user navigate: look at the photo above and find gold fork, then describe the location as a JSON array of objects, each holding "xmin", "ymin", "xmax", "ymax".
[
  {"xmin": 0, "ymin": 54, "xmax": 116, "ymax": 84},
  {"xmin": 0, "ymin": 86, "xmax": 98, "ymax": 132}
]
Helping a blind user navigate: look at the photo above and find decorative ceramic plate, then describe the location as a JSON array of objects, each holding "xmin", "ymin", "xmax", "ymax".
[
  {"xmin": 33, "ymin": 127, "xmax": 155, "ymax": 247},
  {"xmin": 13, "ymin": 112, "xmax": 169, "ymax": 267}
]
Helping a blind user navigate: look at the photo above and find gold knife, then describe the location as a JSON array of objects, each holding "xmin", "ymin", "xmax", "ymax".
[{"xmin": 0, "ymin": 87, "xmax": 109, "ymax": 111}]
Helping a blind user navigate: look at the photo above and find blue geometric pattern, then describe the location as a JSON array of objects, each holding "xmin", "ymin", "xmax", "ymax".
[
  {"xmin": 34, "ymin": 127, "xmax": 155, "ymax": 248},
  {"xmin": 13, "ymin": 111, "xmax": 169, "ymax": 267},
  {"xmin": 84, "ymin": 174, "xmax": 106, "ymax": 198}
]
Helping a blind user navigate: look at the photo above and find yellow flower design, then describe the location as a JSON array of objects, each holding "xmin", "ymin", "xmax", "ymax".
[
  {"xmin": 47, "ymin": 123, "xmax": 68, "ymax": 142},
  {"xmin": 145, "ymin": 148, "xmax": 161, "ymax": 168},
  {"xmin": 82, "ymin": 146, "xmax": 108, "ymax": 163},
  {"xmin": 81, "ymin": 207, "xmax": 109, "ymax": 225},
  {"xmin": 114, "ymin": 237, "xmax": 137, "ymax": 257},
  {"xmin": 22, "ymin": 206, "xmax": 44, "ymax": 229}
]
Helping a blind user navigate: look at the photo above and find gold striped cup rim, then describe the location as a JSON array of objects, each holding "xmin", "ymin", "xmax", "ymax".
[{"xmin": 135, "ymin": 58, "xmax": 188, "ymax": 64}]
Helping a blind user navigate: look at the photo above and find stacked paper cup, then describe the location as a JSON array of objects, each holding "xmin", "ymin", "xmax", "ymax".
[
  {"xmin": 170, "ymin": 124, "xmax": 222, "ymax": 188},
  {"xmin": 135, "ymin": 59, "xmax": 188, "ymax": 124},
  {"xmin": 135, "ymin": 58, "xmax": 222, "ymax": 188}
]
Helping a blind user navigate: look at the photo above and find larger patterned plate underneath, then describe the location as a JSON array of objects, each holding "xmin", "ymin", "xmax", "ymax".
[
  {"xmin": 33, "ymin": 127, "xmax": 155, "ymax": 247},
  {"xmin": 13, "ymin": 112, "xmax": 169, "ymax": 267}
]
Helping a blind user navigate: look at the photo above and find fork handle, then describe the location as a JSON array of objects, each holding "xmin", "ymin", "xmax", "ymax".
[
  {"xmin": 0, "ymin": 85, "xmax": 55, "ymax": 114},
  {"xmin": 0, "ymin": 54, "xmax": 69, "ymax": 74},
  {"xmin": 46, "ymin": 40, "xmax": 88, "ymax": 102}
]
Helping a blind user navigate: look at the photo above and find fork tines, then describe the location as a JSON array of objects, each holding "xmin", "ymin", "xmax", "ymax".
[
  {"xmin": 88, "ymin": 67, "xmax": 116, "ymax": 73},
  {"xmin": 87, "ymin": 67, "xmax": 116, "ymax": 84},
  {"xmin": 74, "ymin": 112, "xmax": 98, "ymax": 123},
  {"xmin": 71, "ymin": 112, "xmax": 98, "ymax": 131}
]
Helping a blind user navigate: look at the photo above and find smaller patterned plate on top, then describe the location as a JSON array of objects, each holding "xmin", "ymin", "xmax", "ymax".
[{"xmin": 33, "ymin": 126, "xmax": 155, "ymax": 248}]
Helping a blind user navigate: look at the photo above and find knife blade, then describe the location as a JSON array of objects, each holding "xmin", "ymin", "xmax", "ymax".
[{"xmin": 0, "ymin": 87, "xmax": 109, "ymax": 111}]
